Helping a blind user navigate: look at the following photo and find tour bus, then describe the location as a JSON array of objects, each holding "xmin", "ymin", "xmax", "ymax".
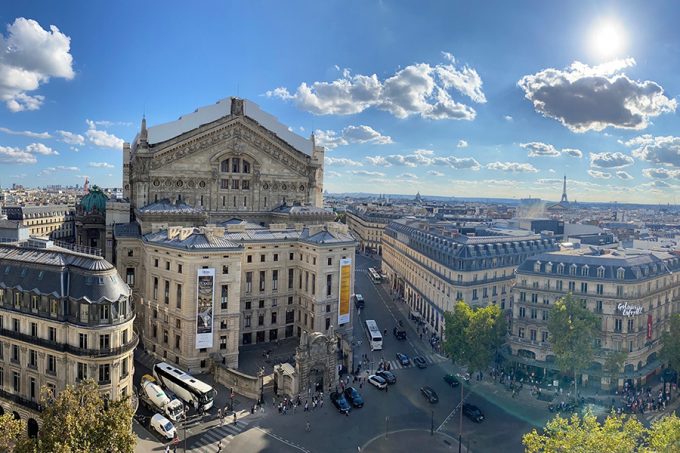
[
  {"xmin": 153, "ymin": 362, "xmax": 217, "ymax": 411},
  {"xmin": 365, "ymin": 319, "xmax": 383, "ymax": 351},
  {"xmin": 368, "ymin": 267, "xmax": 382, "ymax": 284}
]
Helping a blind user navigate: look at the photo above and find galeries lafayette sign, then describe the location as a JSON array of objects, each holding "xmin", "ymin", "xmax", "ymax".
[{"xmin": 618, "ymin": 302, "xmax": 643, "ymax": 317}]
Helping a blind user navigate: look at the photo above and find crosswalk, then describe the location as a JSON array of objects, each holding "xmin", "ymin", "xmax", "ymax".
[
  {"xmin": 190, "ymin": 419, "xmax": 250, "ymax": 452},
  {"xmin": 363, "ymin": 352, "xmax": 447, "ymax": 372}
]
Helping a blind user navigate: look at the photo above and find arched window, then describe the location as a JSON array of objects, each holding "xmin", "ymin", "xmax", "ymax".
[
  {"xmin": 243, "ymin": 160, "xmax": 251, "ymax": 173},
  {"xmin": 231, "ymin": 158, "xmax": 240, "ymax": 173},
  {"xmin": 221, "ymin": 159, "xmax": 229, "ymax": 172}
]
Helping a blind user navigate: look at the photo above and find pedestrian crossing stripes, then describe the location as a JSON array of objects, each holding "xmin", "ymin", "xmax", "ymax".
[{"xmin": 190, "ymin": 419, "xmax": 249, "ymax": 452}]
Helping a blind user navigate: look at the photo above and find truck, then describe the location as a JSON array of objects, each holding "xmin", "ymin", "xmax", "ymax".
[{"xmin": 139, "ymin": 375, "xmax": 185, "ymax": 422}]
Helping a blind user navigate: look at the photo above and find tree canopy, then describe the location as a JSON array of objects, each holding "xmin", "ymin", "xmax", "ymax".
[
  {"xmin": 523, "ymin": 412, "xmax": 680, "ymax": 453},
  {"xmin": 443, "ymin": 301, "xmax": 506, "ymax": 373},
  {"xmin": 0, "ymin": 413, "xmax": 27, "ymax": 452},
  {"xmin": 546, "ymin": 294, "xmax": 599, "ymax": 383},
  {"xmin": 660, "ymin": 313, "xmax": 680, "ymax": 373}
]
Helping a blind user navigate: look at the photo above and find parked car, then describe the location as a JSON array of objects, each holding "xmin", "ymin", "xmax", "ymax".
[
  {"xmin": 462, "ymin": 403, "xmax": 484, "ymax": 423},
  {"xmin": 343, "ymin": 387, "xmax": 364, "ymax": 408},
  {"xmin": 443, "ymin": 374, "xmax": 460, "ymax": 387},
  {"xmin": 368, "ymin": 374, "xmax": 387, "ymax": 390},
  {"xmin": 150, "ymin": 413, "xmax": 177, "ymax": 441},
  {"xmin": 330, "ymin": 391, "xmax": 352, "ymax": 414},
  {"xmin": 376, "ymin": 370, "xmax": 396, "ymax": 384},
  {"xmin": 420, "ymin": 386, "xmax": 439, "ymax": 404},
  {"xmin": 414, "ymin": 356, "xmax": 427, "ymax": 369},
  {"xmin": 393, "ymin": 327, "xmax": 407, "ymax": 340},
  {"xmin": 396, "ymin": 353, "xmax": 410, "ymax": 366}
]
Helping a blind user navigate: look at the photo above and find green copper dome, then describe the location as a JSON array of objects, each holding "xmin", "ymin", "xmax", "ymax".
[{"xmin": 79, "ymin": 186, "xmax": 108, "ymax": 213}]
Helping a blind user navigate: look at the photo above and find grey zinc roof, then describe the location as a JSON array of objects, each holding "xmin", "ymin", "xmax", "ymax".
[
  {"xmin": 114, "ymin": 222, "xmax": 141, "ymax": 238},
  {"xmin": 138, "ymin": 199, "xmax": 204, "ymax": 214},
  {"xmin": 144, "ymin": 229, "xmax": 241, "ymax": 250}
]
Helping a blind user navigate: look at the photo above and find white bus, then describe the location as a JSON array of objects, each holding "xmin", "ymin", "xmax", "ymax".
[
  {"xmin": 153, "ymin": 362, "xmax": 217, "ymax": 411},
  {"xmin": 368, "ymin": 267, "xmax": 382, "ymax": 284},
  {"xmin": 365, "ymin": 320, "xmax": 383, "ymax": 351}
]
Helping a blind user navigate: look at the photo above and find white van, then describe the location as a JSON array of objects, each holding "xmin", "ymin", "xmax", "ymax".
[{"xmin": 150, "ymin": 413, "xmax": 177, "ymax": 441}]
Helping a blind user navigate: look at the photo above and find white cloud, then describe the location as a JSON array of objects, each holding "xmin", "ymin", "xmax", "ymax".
[
  {"xmin": 616, "ymin": 170, "xmax": 633, "ymax": 180},
  {"xmin": 625, "ymin": 135, "xmax": 680, "ymax": 167},
  {"xmin": 427, "ymin": 170, "xmax": 444, "ymax": 176},
  {"xmin": 352, "ymin": 170, "xmax": 385, "ymax": 177},
  {"xmin": 0, "ymin": 18, "xmax": 75, "ymax": 112},
  {"xmin": 0, "ymin": 145, "xmax": 36, "ymax": 164},
  {"xmin": 324, "ymin": 156, "xmax": 363, "ymax": 167},
  {"xmin": 397, "ymin": 172, "xmax": 418, "ymax": 179},
  {"xmin": 266, "ymin": 55, "xmax": 485, "ymax": 121},
  {"xmin": 588, "ymin": 169, "xmax": 612, "ymax": 179},
  {"xmin": 26, "ymin": 142, "xmax": 58, "ymax": 155},
  {"xmin": 38, "ymin": 165, "xmax": 79, "ymax": 176},
  {"xmin": 486, "ymin": 161, "xmax": 538, "ymax": 172},
  {"xmin": 88, "ymin": 162, "xmax": 114, "ymax": 168},
  {"xmin": 521, "ymin": 142, "xmax": 560, "ymax": 157},
  {"xmin": 504, "ymin": 115, "xmax": 513, "ymax": 121},
  {"xmin": 57, "ymin": 130, "xmax": 85, "ymax": 146},
  {"xmin": 549, "ymin": 169, "xmax": 556, "ymax": 173},
  {"xmin": 518, "ymin": 58, "xmax": 676, "ymax": 132},
  {"xmin": 589, "ymin": 151, "xmax": 634, "ymax": 168},
  {"xmin": 0, "ymin": 126, "xmax": 50, "ymax": 138},
  {"xmin": 326, "ymin": 170, "xmax": 341, "ymax": 178},
  {"xmin": 366, "ymin": 151, "xmax": 480, "ymax": 170},
  {"xmin": 90, "ymin": 120, "xmax": 133, "ymax": 128},
  {"xmin": 315, "ymin": 125, "xmax": 392, "ymax": 149},
  {"xmin": 562, "ymin": 148, "xmax": 583, "ymax": 158},
  {"xmin": 85, "ymin": 120, "xmax": 124, "ymax": 149},
  {"xmin": 456, "ymin": 139, "xmax": 468, "ymax": 148},
  {"xmin": 641, "ymin": 167, "xmax": 680, "ymax": 179}
]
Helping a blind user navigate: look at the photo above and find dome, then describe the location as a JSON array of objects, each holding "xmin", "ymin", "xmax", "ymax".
[{"xmin": 79, "ymin": 186, "xmax": 109, "ymax": 213}]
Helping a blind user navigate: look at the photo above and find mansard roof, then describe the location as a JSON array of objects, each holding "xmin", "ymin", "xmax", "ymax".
[{"xmin": 138, "ymin": 199, "xmax": 204, "ymax": 214}]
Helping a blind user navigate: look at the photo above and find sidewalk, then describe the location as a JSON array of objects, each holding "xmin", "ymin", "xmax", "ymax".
[{"xmin": 362, "ymin": 429, "xmax": 466, "ymax": 453}]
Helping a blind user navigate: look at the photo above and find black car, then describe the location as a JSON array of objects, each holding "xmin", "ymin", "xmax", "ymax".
[
  {"xmin": 420, "ymin": 386, "xmax": 439, "ymax": 404},
  {"xmin": 330, "ymin": 391, "xmax": 351, "ymax": 414},
  {"xmin": 443, "ymin": 374, "xmax": 460, "ymax": 387},
  {"xmin": 376, "ymin": 370, "xmax": 396, "ymax": 384},
  {"xmin": 413, "ymin": 356, "xmax": 427, "ymax": 369},
  {"xmin": 396, "ymin": 353, "xmax": 410, "ymax": 366},
  {"xmin": 393, "ymin": 327, "xmax": 407, "ymax": 340},
  {"xmin": 462, "ymin": 403, "xmax": 484, "ymax": 422},
  {"xmin": 343, "ymin": 387, "xmax": 364, "ymax": 408}
]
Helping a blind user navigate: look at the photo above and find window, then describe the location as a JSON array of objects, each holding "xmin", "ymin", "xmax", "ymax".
[
  {"xmin": 596, "ymin": 284, "xmax": 603, "ymax": 295},
  {"xmin": 232, "ymin": 158, "xmax": 240, "ymax": 173},
  {"xmin": 274, "ymin": 254, "xmax": 279, "ymax": 262},
  {"xmin": 530, "ymin": 308, "xmax": 537, "ymax": 319},
  {"xmin": 153, "ymin": 277, "xmax": 158, "ymax": 300},
  {"xmin": 29, "ymin": 350, "xmax": 37, "ymax": 368},
  {"xmin": 530, "ymin": 329, "xmax": 537, "ymax": 342},
  {"xmin": 79, "ymin": 333, "xmax": 88, "ymax": 350},
  {"xmin": 13, "ymin": 371, "xmax": 20, "ymax": 392},
  {"xmin": 258, "ymin": 314, "xmax": 264, "ymax": 326},
  {"xmin": 100, "ymin": 334, "xmax": 110, "ymax": 350},
  {"xmin": 326, "ymin": 274, "xmax": 332, "ymax": 297},
  {"xmin": 125, "ymin": 268, "xmax": 135, "ymax": 287},
  {"xmin": 245, "ymin": 301, "xmax": 252, "ymax": 310},
  {"xmin": 326, "ymin": 304, "xmax": 331, "ymax": 313},
  {"xmin": 596, "ymin": 300, "xmax": 603, "ymax": 313},
  {"xmin": 556, "ymin": 280, "xmax": 563, "ymax": 291},
  {"xmin": 259, "ymin": 271, "xmax": 266, "ymax": 292},
  {"xmin": 176, "ymin": 283, "xmax": 182, "ymax": 308},
  {"xmin": 615, "ymin": 318, "xmax": 623, "ymax": 332},
  {"xmin": 220, "ymin": 335, "xmax": 227, "ymax": 350},
  {"xmin": 327, "ymin": 257, "xmax": 332, "ymax": 266},
  {"xmin": 220, "ymin": 320, "xmax": 227, "ymax": 330},
  {"xmin": 580, "ymin": 282, "xmax": 588, "ymax": 293},
  {"xmin": 243, "ymin": 160, "xmax": 250, "ymax": 173},
  {"xmin": 519, "ymin": 307, "xmax": 526, "ymax": 318},
  {"xmin": 597, "ymin": 266, "xmax": 605, "ymax": 278},
  {"xmin": 271, "ymin": 312, "xmax": 277, "ymax": 324},
  {"xmin": 627, "ymin": 319, "xmax": 634, "ymax": 333},
  {"xmin": 246, "ymin": 272, "xmax": 253, "ymax": 293},
  {"xmin": 30, "ymin": 295, "xmax": 38, "ymax": 311},
  {"xmin": 272, "ymin": 270, "xmax": 278, "ymax": 291},
  {"xmin": 165, "ymin": 261, "xmax": 170, "ymax": 271},
  {"xmin": 616, "ymin": 285, "xmax": 624, "ymax": 297},
  {"xmin": 48, "ymin": 327, "xmax": 56, "ymax": 342},
  {"xmin": 568, "ymin": 281, "xmax": 576, "ymax": 292},
  {"xmin": 47, "ymin": 355, "xmax": 56, "ymax": 375},
  {"xmin": 175, "ymin": 335, "xmax": 181, "ymax": 350},
  {"xmin": 99, "ymin": 364, "xmax": 110, "ymax": 384},
  {"xmin": 541, "ymin": 331, "xmax": 549, "ymax": 343},
  {"xmin": 121, "ymin": 357, "xmax": 129, "ymax": 378},
  {"xmin": 11, "ymin": 345, "xmax": 19, "ymax": 364},
  {"xmin": 163, "ymin": 330, "xmax": 168, "ymax": 344},
  {"xmin": 289, "ymin": 253, "xmax": 294, "ymax": 260},
  {"xmin": 30, "ymin": 322, "xmax": 37, "ymax": 337},
  {"xmin": 12, "ymin": 318, "xmax": 19, "ymax": 332},
  {"xmin": 258, "ymin": 300, "xmax": 265, "ymax": 309},
  {"xmin": 286, "ymin": 310, "xmax": 294, "ymax": 324},
  {"xmin": 222, "ymin": 265, "xmax": 229, "ymax": 275},
  {"xmin": 617, "ymin": 268, "xmax": 625, "ymax": 280},
  {"xmin": 221, "ymin": 285, "xmax": 228, "ymax": 309},
  {"xmin": 178, "ymin": 264, "xmax": 183, "ymax": 274},
  {"xmin": 77, "ymin": 362, "xmax": 88, "ymax": 380},
  {"xmin": 247, "ymin": 255, "xmax": 253, "ymax": 263},
  {"xmin": 518, "ymin": 327, "xmax": 525, "ymax": 339},
  {"xmin": 325, "ymin": 318, "xmax": 331, "ymax": 330},
  {"xmin": 288, "ymin": 269, "xmax": 294, "ymax": 289},
  {"xmin": 542, "ymin": 309, "xmax": 548, "ymax": 321},
  {"xmin": 531, "ymin": 294, "xmax": 538, "ymax": 303},
  {"xmin": 245, "ymin": 315, "xmax": 251, "ymax": 327},
  {"xmin": 472, "ymin": 289, "xmax": 478, "ymax": 300},
  {"xmin": 311, "ymin": 273, "xmax": 316, "ymax": 295},
  {"xmin": 154, "ymin": 259, "xmax": 159, "ymax": 268},
  {"xmin": 100, "ymin": 304, "xmax": 110, "ymax": 321},
  {"xmin": 221, "ymin": 179, "xmax": 229, "ymax": 189},
  {"xmin": 221, "ymin": 159, "xmax": 229, "ymax": 172},
  {"xmin": 164, "ymin": 280, "xmax": 170, "ymax": 304}
]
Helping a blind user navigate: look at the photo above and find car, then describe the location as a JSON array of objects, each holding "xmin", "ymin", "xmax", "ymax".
[
  {"xmin": 353, "ymin": 294, "xmax": 365, "ymax": 309},
  {"xmin": 150, "ymin": 413, "xmax": 177, "ymax": 441},
  {"xmin": 393, "ymin": 327, "xmax": 407, "ymax": 340},
  {"xmin": 462, "ymin": 403, "xmax": 485, "ymax": 423},
  {"xmin": 343, "ymin": 387, "xmax": 364, "ymax": 408},
  {"xmin": 443, "ymin": 374, "xmax": 460, "ymax": 387},
  {"xmin": 368, "ymin": 374, "xmax": 387, "ymax": 390},
  {"xmin": 330, "ymin": 391, "xmax": 352, "ymax": 414},
  {"xmin": 376, "ymin": 370, "xmax": 396, "ymax": 384},
  {"xmin": 420, "ymin": 386, "xmax": 439, "ymax": 404},
  {"xmin": 396, "ymin": 353, "xmax": 410, "ymax": 366},
  {"xmin": 414, "ymin": 356, "xmax": 427, "ymax": 369}
]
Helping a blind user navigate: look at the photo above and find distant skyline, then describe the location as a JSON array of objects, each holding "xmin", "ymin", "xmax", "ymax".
[{"xmin": 1, "ymin": 1, "xmax": 680, "ymax": 203}]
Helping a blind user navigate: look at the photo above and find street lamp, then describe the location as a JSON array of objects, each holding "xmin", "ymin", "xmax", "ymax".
[
  {"xmin": 258, "ymin": 367, "xmax": 265, "ymax": 405},
  {"xmin": 459, "ymin": 381, "xmax": 463, "ymax": 453}
]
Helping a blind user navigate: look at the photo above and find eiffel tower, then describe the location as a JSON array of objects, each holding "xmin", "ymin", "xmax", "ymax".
[{"xmin": 560, "ymin": 175, "xmax": 569, "ymax": 203}]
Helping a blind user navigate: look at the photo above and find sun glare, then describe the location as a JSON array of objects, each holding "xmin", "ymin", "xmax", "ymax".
[{"xmin": 590, "ymin": 19, "xmax": 626, "ymax": 59}]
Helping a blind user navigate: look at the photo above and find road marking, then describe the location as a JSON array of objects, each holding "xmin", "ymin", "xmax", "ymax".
[
  {"xmin": 254, "ymin": 427, "xmax": 311, "ymax": 453},
  {"xmin": 437, "ymin": 389, "xmax": 472, "ymax": 432}
]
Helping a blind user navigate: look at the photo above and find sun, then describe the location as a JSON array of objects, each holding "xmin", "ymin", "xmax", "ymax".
[{"xmin": 590, "ymin": 19, "xmax": 626, "ymax": 59}]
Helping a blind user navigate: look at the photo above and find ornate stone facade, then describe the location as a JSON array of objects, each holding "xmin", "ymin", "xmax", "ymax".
[{"xmin": 294, "ymin": 330, "xmax": 338, "ymax": 396}]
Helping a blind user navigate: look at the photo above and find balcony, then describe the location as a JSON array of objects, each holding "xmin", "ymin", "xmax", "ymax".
[
  {"xmin": 0, "ymin": 388, "xmax": 42, "ymax": 412},
  {"xmin": 0, "ymin": 329, "xmax": 139, "ymax": 358}
]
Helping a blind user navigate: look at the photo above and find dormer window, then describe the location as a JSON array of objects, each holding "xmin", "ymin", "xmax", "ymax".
[
  {"xmin": 534, "ymin": 261, "xmax": 542, "ymax": 273},
  {"xmin": 597, "ymin": 266, "xmax": 605, "ymax": 278},
  {"xmin": 569, "ymin": 264, "xmax": 577, "ymax": 276},
  {"xmin": 545, "ymin": 262, "xmax": 553, "ymax": 273},
  {"xmin": 617, "ymin": 267, "xmax": 626, "ymax": 280},
  {"xmin": 557, "ymin": 263, "xmax": 565, "ymax": 275},
  {"xmin": 581, "ymin": 265, "xmax": 589, "ymax": 277}
]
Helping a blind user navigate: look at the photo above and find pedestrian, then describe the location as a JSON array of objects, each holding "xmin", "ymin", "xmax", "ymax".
[
  {"xmin": 320, "ymin": 399, "xmax": 324, "ymax": 408},
  {"xmin": 220, "ymin": 411, "xmax": 224, "ymax": 426},
  {"xmin": 260, "ymin": 404, "xmax": 265, "ymax": 414},
  {"xmin": 165, "ymin": 446, "xmax": 170, "ymax": 453},
  {"xmin": 217, "ymin": 440, "xmax": 223, "ymax": 453},
  {"xmin": 233, "ymin": 413, "xmax": 237, "ymax": 425},
  {"xmin": 306, "ymin": 421, "xmax": 311, "ymax": 432},
  {"xmin": 217, "ymin": 408, "xmax": 222, "ymax": 420},
  {"xmin": 304, "ymin": 401, "xmax": 309, "ymax": 412}
]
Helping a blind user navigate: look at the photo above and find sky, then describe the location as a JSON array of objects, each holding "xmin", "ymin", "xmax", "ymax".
[{"xmin": 1, "ymin": 1, "xmax": 680, "ymax": 203}]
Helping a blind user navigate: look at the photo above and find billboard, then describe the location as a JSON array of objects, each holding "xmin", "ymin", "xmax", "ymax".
[
  {"xmin": 195, "ymin": 268, "xmax": 215, "ymax": 349},
  {"xmin": 338, "ymin": 258, "xmax": 352, "ymax": 325}
]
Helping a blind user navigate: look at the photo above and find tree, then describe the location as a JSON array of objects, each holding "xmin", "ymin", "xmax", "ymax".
[
  {"xmin": 0, "ymin": 413, "xmax": 27, "ymax": 452},
  {"xmin": 443, "ymin": 301, "xmax": 507, "ymax": 374},
  {"xmin": 523, "ymin": 412, "xmax": 680, "ymax": 453},
  {"xmin": 603, "ymin": 350, "xmax": 627, "ymax": 389},
  {"xmin": 26, "ymin": 380, "xmax": 136, "ymax": 453},
  {"xmin": 660, "ymin": 314, "xmax": 680, "ymax": 376},
  {"xmin": 546, "ymin": 294, "xmax": 599, "ymax": 396}
]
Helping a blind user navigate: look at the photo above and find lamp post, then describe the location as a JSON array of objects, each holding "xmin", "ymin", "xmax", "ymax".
[
  {"xmin": 430, "ymin": 410, "xmax": 434, "ymax": 436},
  {"xmin": 459, "ymin": 380, "xmax": 463, "ymax": 453},
  {"xmin": 259, "ymin": 367, "xmax": 265, "ymax": 405}
]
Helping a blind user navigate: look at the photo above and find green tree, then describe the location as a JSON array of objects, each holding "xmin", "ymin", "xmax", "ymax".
[
  {"xmin": 660, "ymin": 314, "xmax": 680, "ymax": 378},
  {"xmin": 603, "ymin": 350, "xmax": 627, "ymax": 389},
  {"xmin": 0, "ymin": 413, "xmax": 27, "ymax": 452},
  {"xmin": 546, "ymin": 294, "xmax": 599, "ymax": 396},
  {"xmin": 523, "ymin": 412, "xmax": 680, "ymax": 453},
  {"xmin": 443, "ymin": 301, "xmax": 506, "ymax": 374},
  {"xmin": 27, "ymin": 380, "xmax": 136, "ymax": 453}
]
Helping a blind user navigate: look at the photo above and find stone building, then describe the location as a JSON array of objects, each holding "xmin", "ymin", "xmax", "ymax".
[
  {"xmin": 0, "ymin": 238, "xmax": 136, "ymax": 436},
  {"xmin": 508, "ymin": 247, "xmax": 680, "ymax": 389},
  {"xmin": 345, "ymin": 210, "xmax": 402, "ymax": 255},
  {"xmin": 3, "ymin": 205, "xmax": 75, "ymax": 240},
  {"xmin": 114, "ymin": 97, "xmax": 355, "ymax": 374},
  {"xmin": 381, "ymin": 218, "xmax": 556, "ymax": 338}
]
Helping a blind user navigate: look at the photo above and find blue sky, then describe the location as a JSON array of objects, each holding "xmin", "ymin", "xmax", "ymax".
[{"xmin": 1, "ymin": 1, "xmax": 680, "ymax": 203}]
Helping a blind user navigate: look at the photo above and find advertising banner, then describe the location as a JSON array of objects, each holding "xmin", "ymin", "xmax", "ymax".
[
  {"xmin": 647, "ymin": 314, "xmax": 653, "ymax": 340},
  {"xmin": 195, "ymin": 268, "xmax": 215, "ymax": 349},
  {"xmin": 338, "ymin": 258, "xmax": 352, "ymax": 325}
]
